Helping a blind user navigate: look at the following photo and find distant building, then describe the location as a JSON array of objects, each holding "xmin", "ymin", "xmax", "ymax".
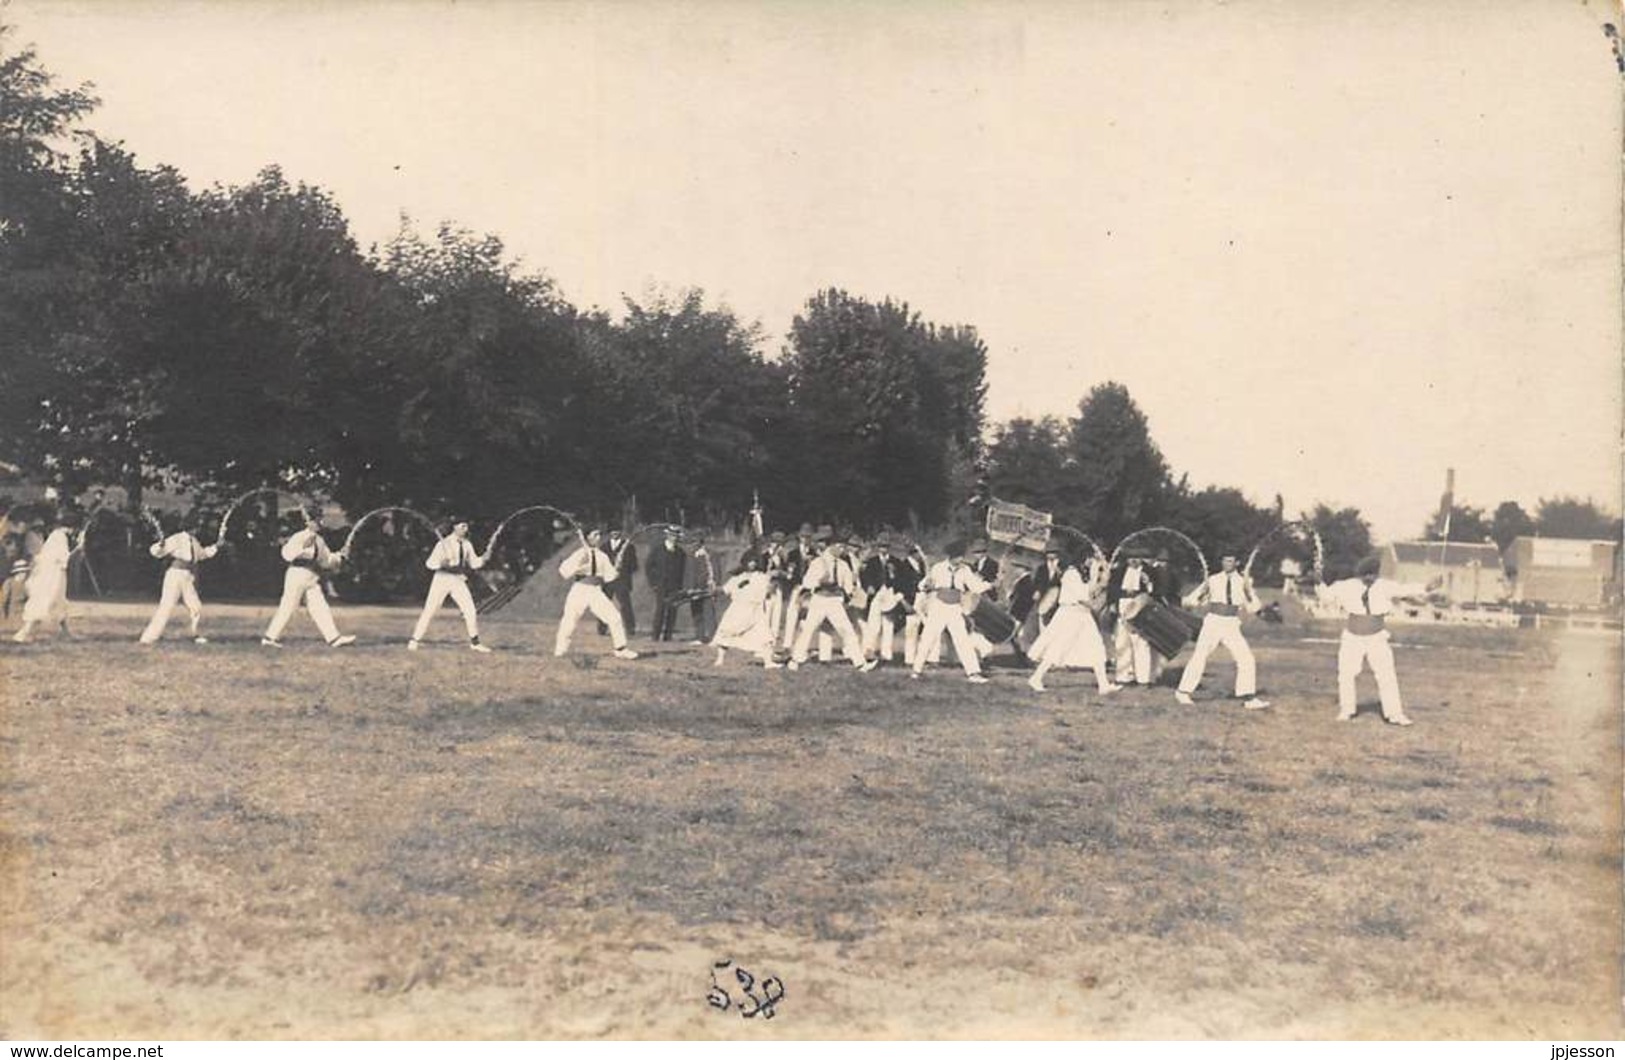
[
  {"xmin": 1379, "ymin": 540, "xmax": 1508, "ymax": 604},
  {"xmin": 1506, "ymin": 537, "xmax": 1622, "ymax": 608}
]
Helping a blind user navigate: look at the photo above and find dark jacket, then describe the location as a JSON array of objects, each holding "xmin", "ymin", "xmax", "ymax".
[{"xmin": 646, "ymin": 543, "xmax": 686, "ymax": 592}]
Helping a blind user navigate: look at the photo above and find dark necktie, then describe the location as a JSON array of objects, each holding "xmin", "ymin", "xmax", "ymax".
[
  {"xmin": 1362, "ymin": 584, "xmax": 1372, "ymax": 614},
  {"xmin": 1225, "ymin": 575, "xmax": 1233, "ymax": 606}
]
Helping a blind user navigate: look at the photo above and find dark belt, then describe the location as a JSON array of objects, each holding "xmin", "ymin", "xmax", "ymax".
[
  {"xmin": 935, "ymin": 589, "xmax": 963, "ymax": 605},
  {"xmin": 438, "ymin": 566, "xmax": 472, "ymax": 577},
  {"xmin": 169, "ymin": 560, "xmax": 196, "ymax": 573},
  {"xmin": 813, "ymin": 587, "xmax": 845, "ymax": 597},
  {"xmin": 1346, "ymin": 614, "xmax": 1387, "ymax": 635},
  {"xmin": 575, "ymin": 575, "xmax": 604, "ymax": 587},
  {"xmin": 1206, "ymin": 604, "xmax": 1241, "ymax": 617},
  {"xmin": 290, "ymin": 559, "xmax": 322, "ymax": 571}
]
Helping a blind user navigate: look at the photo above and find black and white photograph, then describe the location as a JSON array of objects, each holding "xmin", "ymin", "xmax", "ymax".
[{"xmin": 0, "ymin": 0, "xmax": 1620, "ymax": 1042}]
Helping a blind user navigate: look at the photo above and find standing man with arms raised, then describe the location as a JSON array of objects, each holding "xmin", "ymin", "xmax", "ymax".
[
  {"xmin": 555, "ymin": 527, "xmax": 640, "ymax": 659},
  {"xmin": 407, "ymin": 516, "xmax": 492, "ymax": 653},
  {"xmin": 1318, "ymin": 556, "xmax": 1439, "ymax": 726},
  {"xmin": 910, "ymin": 540, "xmax": 992, "ymax": 685},
  {"xmin": 787, "ymin": 531, "xmax": 874, "ymax": 672},
  {"xmin": 1175, "ymin": 553, "xmax": 1268, "ymax": 709},
  {"xmin": 262, "ymin": 507, "xmax": 356, "ymax": 649},
  {"xmin": 138, "ymin": 511, "xmax": 220, "ymax": 645}
]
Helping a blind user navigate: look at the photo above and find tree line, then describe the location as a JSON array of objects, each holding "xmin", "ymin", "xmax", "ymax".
[{"xmin": 3, "ymin": 25, "xmax": 1612, "ymax": 587}]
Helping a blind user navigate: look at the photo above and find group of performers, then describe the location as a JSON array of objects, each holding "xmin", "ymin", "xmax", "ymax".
[{"xmin": 2, "ymin": 505, "xmax": 1438, "ymax": 726}]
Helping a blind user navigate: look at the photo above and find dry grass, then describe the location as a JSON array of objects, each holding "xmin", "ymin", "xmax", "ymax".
[{"xmin": 0, "ymin": 603, "xmax": 1618, "ymax": 1039}]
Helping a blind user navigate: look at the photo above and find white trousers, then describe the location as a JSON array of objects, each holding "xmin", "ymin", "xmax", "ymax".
[
  {"xmin": 913, "ymin": 598, "xmax": 981, "ymax": 677},
  {"xmin": 1177, "ymin": 614, "xmax": 1256, "ymax": 696},
  {"xmin": 863, "ymin": 598, "xmax": 908, "ymax": 659},
  {"xmin": 140, "ymin": 568, "xmax": 203, "ymax": 642},
  {"xmin": 790, "ymin": 595, "xmax": 863, "ymax": 663},
  {"xmin": 411, "ymin": 572, "xmax": 479, "ymax": 642},
  {"xmin": 265, "ymin": 567, "xmax": 342, "ymax": 643},
  {"xmin": 1338, "ymin": 629, "xmax": 1405, "ymax": 719},
  {"xmin": 556, "ymin": 583, "xmax": 627, "ymax": 653},
  {"xmin": 1112, "ymin": 617, "xmax": 1158, "ymax": 684}
]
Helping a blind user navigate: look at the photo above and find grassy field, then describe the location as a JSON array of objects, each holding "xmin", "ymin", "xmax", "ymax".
[{"xmin": 0, "ymin": 601, "xmax": 1619, "ymax": 1039}]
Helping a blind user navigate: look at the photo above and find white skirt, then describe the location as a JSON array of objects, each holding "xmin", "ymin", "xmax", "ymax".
[
  {"xmin": 21, "ymin": 564, "xmax": 67, "ymax": 624},
  {"xmin": 1030, "ymin": 604, "xmax": 1107, "ymax": 668},
  {"xmin": 713, "ymin": 597, "xmax": 774, "ymax": 653}
]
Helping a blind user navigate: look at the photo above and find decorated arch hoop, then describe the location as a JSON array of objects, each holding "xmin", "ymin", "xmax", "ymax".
[
  {"xmin": 481, "ymin": 504, "xmax": 584, "ymax": 561},
  {"xmin": 1048, "ymin": 524, "xmax": 1109, "ymax": 568},
  {"xmin": 214, "ymin": 487, "xmax": 313, "ymax": 549},
  {"xmin": 339, "ymin": 506, "xmax": 444, "ymax": 556},
  {"xmin": 74, "ymin": 506, "xmax": 165, "ymax": 556},
  {"xmin": 1109, "ymin": 526, "xmax": 1211, "ymax": 585},
  {"xmin": 1243, "ymin": 520, "xmax": 1326, "ymax": 584}
]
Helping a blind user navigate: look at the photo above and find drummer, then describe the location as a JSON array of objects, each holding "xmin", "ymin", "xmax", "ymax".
[
  {"xmin": 1176, "ymin": 553, "xmax": 1269, "ymax": 710},
  {"xmin": 1112, "ymin": 548, "xmax": 1160, "ymax": 686}
]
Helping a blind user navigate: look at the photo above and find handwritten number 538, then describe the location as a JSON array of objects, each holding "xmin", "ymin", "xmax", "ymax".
[{"xmin": 708, "ymin": 958, "xmax": 785, "ymax": 1019}]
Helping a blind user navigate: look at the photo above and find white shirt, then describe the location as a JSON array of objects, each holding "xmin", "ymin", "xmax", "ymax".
[
  {"xmin": 281, "ymin": 528, "xmax": 337, "ymax": 568},
  {"xmin": 1320, "ymin": 577, "xmax": 1429, "ymax": 617},
  {"xmin": 1057, "ymin": 566, "xmax": 1093, "ymax": 606},
  {"xmin": 1187, "ymin": 571, "xmax": 1260, "ymax": 614},
  {"xmin": 35, "ymin": 528, "xmax": 71, "ymax": 572},
  {"xmin": 921, "ymin": 559, "xmax": 992, "ymax": 597},
  {"xmin": 558, "ymin": 546, "xmax": 618, "ymax": 583},
  {"xmin": 426, "ymin": 536, "xmax": 486, "ymax": 573},
  {"xmin": 1119, "ymin": 565, "xmax": 1148, "ymax": 594},
  {"xmin": 801, "ymin": 551, "xmax": 858, "ymax": 594},
  {"xmin": 150, "ymin": 532, "xmax": 218, "ymax": 565},
  {"xmin": 723, "ymin": 570, "xmax": 771, "ymax": 605}
]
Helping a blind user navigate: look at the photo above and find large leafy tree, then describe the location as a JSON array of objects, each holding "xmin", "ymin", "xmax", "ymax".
[
  {"xmin": 780, "ymin": 288, "xmax": 987, "ymax": 528},
  {"xmin": 1163, "ymin": 484, "xmax": 1276, "ymax": 567},
  {"xmin": 1534, "ymin": 496, "xmax": 1622, "ymax": 541},
  {"xmin": 985, "ymin": 416, "xmax": 1069, "ymax": 515},
  {"xmin": 1423, "ymin": 503, "xmax": 1493, "ymax": 544},
  {"xmin": 1490, "ymin": 500, "xmax": 1536, "ymax": 553},
  {"xmin": 1307, "ymin": 503, "xmax": 1373, "ymax": 581},
  {"xmin": 580, "ymin": 289, "xmax": 785, "ymax": 526},
  {"xmin": 1060, "ymin": 381, "xmax": 1173, "ymax": 543},
  {"xmin": 372, "ymin": 221, "xmax": 592, "ymax": 515}
]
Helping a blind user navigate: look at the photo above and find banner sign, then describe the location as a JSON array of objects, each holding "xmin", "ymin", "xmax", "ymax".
[{"xmin": 985, "ymin": 498, "xmax": 1053, "ymax": 551}]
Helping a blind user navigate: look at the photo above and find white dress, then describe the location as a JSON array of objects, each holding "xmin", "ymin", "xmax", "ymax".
[
  {"xmin": 1029, "ymin": 566, "xmax": 1108, "ymax": 669},
  {"xmin": 712, "ymin": 571, "xmax": 775, "ymax": 654},
  {"xmin": 21, "ymin": 528, "xmax": 71, "ymax": 624}
]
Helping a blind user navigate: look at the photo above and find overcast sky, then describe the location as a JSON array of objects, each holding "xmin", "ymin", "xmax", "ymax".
[{"xmin": 9, "ymin": 0, "xmax": 1621, "ymax": 541}]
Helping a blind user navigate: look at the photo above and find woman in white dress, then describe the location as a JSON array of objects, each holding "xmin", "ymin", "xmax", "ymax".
[
  {"xmin": 712, "ymin": 553, "xmax": 782, "ymax": 669},
  {"xmin": 1027, "ymin": 552, "xmax": 1119, "ymax": 696},
  {"xmin": 12, "ymin": 511, "xmax": 78, "ymax": 643}
]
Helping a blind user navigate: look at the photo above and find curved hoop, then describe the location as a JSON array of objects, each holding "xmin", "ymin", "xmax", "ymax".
[
  {"xmin": 137, "ymin": 506, "xmax": 166, "ymax": 543},
  {"xmin": 1048, "ymin": 524, "xmax": 1109, "ymax": 567},
  {"xmin": 481, "ymin": 505, "xmax": 583, "ymax": 561},
  {"xmin": 1243, "ymin": 520, "xmax": 1325, "ymax": 583},
  {"xmin": 72, "ymin": 507, "xmax": 129, "ymax": 556},
  {"xmin": 340, "ymin": 506, "xmax": 444, "ymax": 555},
  {"xmin": 214, "ymin": 487, "xmax": 312, "ymax": 549},
  {"xmin": 1109, "ymin": 526, "xmax": 1211, "ymax": 583}
]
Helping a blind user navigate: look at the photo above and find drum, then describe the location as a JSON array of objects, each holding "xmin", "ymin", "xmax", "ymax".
[
  {"xmin": 1129, "ymin": 599, "xmax": 1204, "ymax": 659},
  {"xmin": 964, "ymin": 593, "xmax": 1020, "ymax": 643}
]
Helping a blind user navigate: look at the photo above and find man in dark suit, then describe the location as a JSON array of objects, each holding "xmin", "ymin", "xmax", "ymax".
[
  {"xmin": 646, "ymin": 526, "xmax": 686, "ymax": 641},
  {"xmin": 599, "ymin": 528, "xmax": 638, "ymax": 636},
  {"xmin": 971, "ymin": 547, "xmax": 1001, "ymax": 601},
  {"xmin": 778, "ymin": 523, "xmax": 815, "ymax": 651}
]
